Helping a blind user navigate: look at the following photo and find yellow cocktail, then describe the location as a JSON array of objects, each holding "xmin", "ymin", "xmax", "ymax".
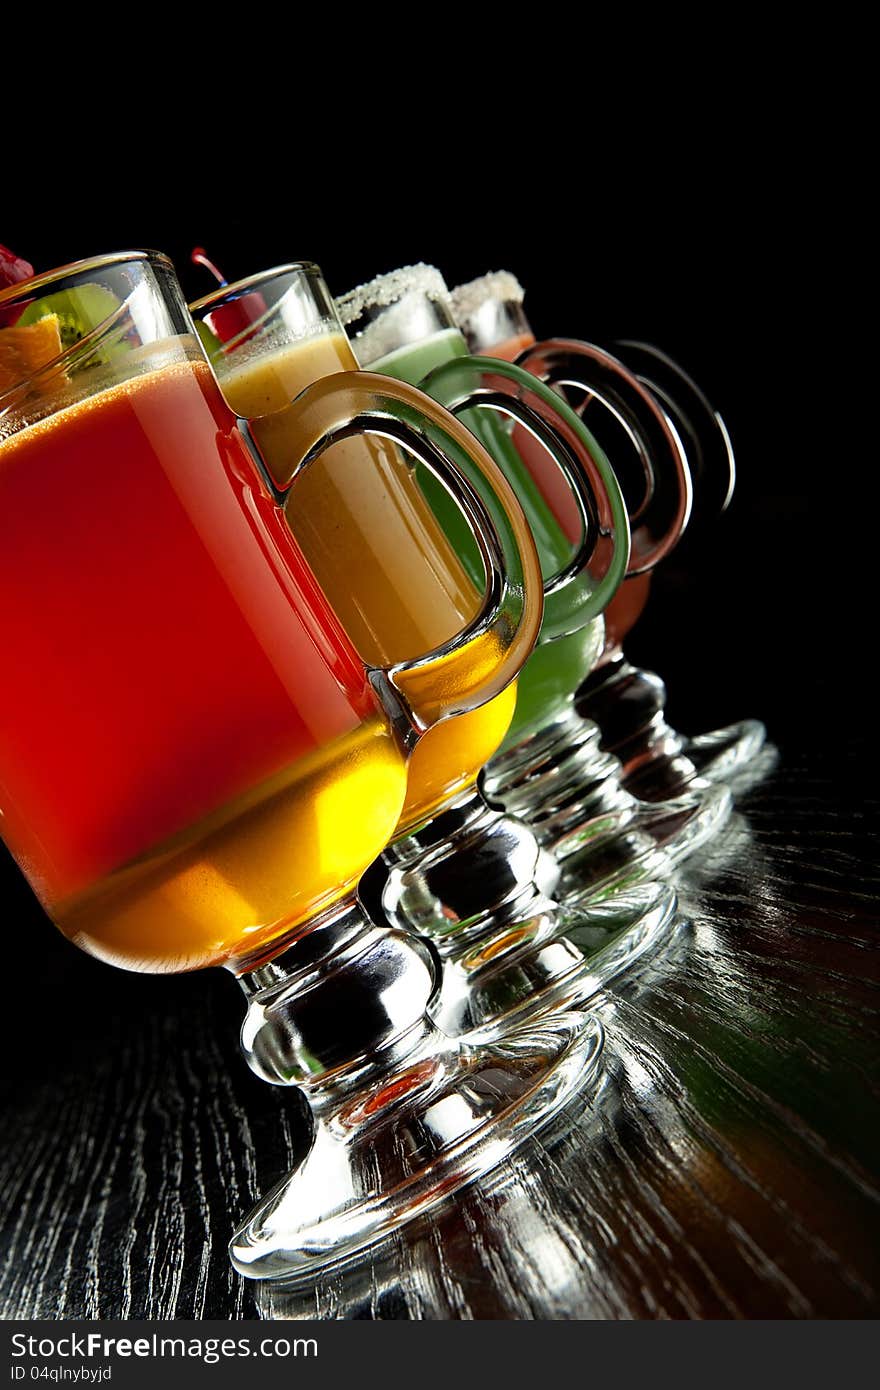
[{"xmin": 202, "ymin": 313, "xmax": 517, "ymax": 835}]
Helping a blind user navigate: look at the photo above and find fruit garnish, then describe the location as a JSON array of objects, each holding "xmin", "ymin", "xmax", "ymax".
[
  {"xmin": 18, "ymin": 284, "xmax": 121, "ymax": 352},
  {"xmin": 191, "ymin": 247, "xmax": 267, "ymax": 350},
  {"xmin": 0, "ymin": 315, "xmax": 62, "ymax": 396},
  {"xmin": 1, "ymin": 254, "xmax": 122, "ymax": 393},
  {"xmin": 0, "ymin": 243, "xmax": 34, "ymax": 288},
  {"xmin": 0, "ymin": 243, "xmax": 35, "ymax": 327},
  {"xmin": 194, "ymin": 319, "xmax": 223, "ymax": 359}
]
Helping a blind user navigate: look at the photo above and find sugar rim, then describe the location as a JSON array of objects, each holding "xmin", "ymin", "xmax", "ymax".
[
  {"xmin": 449, "ymin": 271, "xmax": 525, "ymax": 324},
  {"xmin": 336, "ymin": 264, "xmax": 450, "ymax": 325}
]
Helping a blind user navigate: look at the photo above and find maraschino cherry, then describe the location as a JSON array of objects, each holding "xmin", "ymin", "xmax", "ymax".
[
  {"xmin": 0, "ymin": 244, "xmax": 35, "ymax": 326},
  {"xmin": 191, "ymin": 248, "xmax": 267, "ymax": 346}
]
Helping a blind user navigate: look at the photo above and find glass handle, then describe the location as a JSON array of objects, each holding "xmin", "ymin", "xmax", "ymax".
[
  {"xmin": 516, "ymin": 339, "xmax": 693, "ymax": 576},
  {"xmin": 239, "ymin": 371, "xmax": 543, "ymax": 739},
  {"xmin": 614, "ymin": 338, "xmax": 736, "ymax": 526},
  {"xmin": 419, "ymin": 355, "xmax": 631, "ymax": 632}
]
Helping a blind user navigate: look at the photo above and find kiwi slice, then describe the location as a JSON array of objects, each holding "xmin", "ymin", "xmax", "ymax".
[{"xmin": 18, "ymin": 283, "xmax": 122, "ymax": 359}]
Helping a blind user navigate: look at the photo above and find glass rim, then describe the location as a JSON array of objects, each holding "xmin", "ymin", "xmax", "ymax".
[
  {"xmin": 189, "ymin": 261, "xmax": 324, "ymax": 312},
  {"xmin": 449, "ymin": 270, "xmax": 526, "ymax": 322},
  {"xmin": 336, "ymin": 264, "xmax": 450, "ymax": 326},
  {"xmin": 0, "ymin": 248, "xmax": 174, "ymax": 310}
]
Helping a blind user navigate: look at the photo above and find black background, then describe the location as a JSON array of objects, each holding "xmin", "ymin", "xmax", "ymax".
[{"xmin": 0, "ymin": 146, "xmax": 866, "ymax": 1060}]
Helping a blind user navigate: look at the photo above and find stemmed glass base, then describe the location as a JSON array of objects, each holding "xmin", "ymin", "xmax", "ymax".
[
  {"xmin": 230, "ymin": 897, "xmax": 604, "ymax": 1283},
  {"xmin": 576, "ymin": 655, "xmax": 767, "ymax": 801},
  {"xmin": 483, "ymin": 703, "xmax": 733, "ymax": 897},
  {"xmin": 381, "ymin": 788, "xmax": 679, "ymax": 1040}
]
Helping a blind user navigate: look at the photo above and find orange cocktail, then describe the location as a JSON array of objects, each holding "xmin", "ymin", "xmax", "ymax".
[{"xmin": 0, "ymin": 335, "xmax": 406, "ymax": 972}]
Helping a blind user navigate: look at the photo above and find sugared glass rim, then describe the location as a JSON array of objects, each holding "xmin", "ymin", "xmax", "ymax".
[
  {"xmin": 449, "ymin": 271, "xmax": 525, "ymax": 323},
  {"xmin": 336, "ymin": 264, "xmax": 449, "ymax": 326},
  {"xmin": 189, "ymin": 261, "xmax": 324, "ymax": 312},
  {"xmin": 0, "ymin": 249, "xmax": 174, "ymax": 310}
]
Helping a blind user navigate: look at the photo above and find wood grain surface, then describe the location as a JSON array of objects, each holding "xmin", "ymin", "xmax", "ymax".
[{"xmin": 1, "ymin": 734, "xmax": 877, "ymax": 1320}]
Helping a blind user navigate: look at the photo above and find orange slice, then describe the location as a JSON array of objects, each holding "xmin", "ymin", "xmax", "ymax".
[{"xmin": 0, "ymin": 314, "xmax": 63, "ymax": 396}]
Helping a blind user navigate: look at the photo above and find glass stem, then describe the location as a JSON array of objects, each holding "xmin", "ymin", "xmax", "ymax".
[
  {"xmin": 234, "ymin": 894, "xmax": 442, "ymax": 1110},
  {"xmin": 382, "ymin": 787, "xmax": 560, "ymax": 949}
]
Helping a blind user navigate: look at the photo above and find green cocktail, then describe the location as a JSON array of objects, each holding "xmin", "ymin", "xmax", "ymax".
[
  {"xmin": 331, "ymin": 264, "xmax": 692, "ymax": 1039},
  {"xmin": 337, "ymin": 266, "xmax": 731, "ymax": 895},
  {"xmin": 339, "ymin": 294, "xmax": 607, "ymax": 748}
]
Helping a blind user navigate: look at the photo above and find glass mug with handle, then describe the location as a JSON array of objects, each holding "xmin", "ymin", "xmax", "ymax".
[
  {"xmin": 191, "ymin": 263, "xmax": 678, "ymax": 1043},
  {"xmin": 586, "ymin": 335, "xmax": 767, "ymax": 790},
  {"xmin": 449, "ymin": 269, "xmax": 692, "ymax": 652},
  {"xmin": 451, "ymin": 270, "xmax": 765, "ymax": 798},
  {"xmin": 371, "ymin": 264, "xmax": 729, "ymax": 889},
  {"xmin": 335, "ymin": 268, "xmax": 718, "ymax": 1006},
  {"xmin": 0, "ymin": 251, "xmax": 604, "ymax": 1286}
]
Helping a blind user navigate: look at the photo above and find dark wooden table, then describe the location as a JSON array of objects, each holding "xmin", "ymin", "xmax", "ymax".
[{"xmin": 1, "ymin": 729, "xmax": 877, "ymax": 1320}]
